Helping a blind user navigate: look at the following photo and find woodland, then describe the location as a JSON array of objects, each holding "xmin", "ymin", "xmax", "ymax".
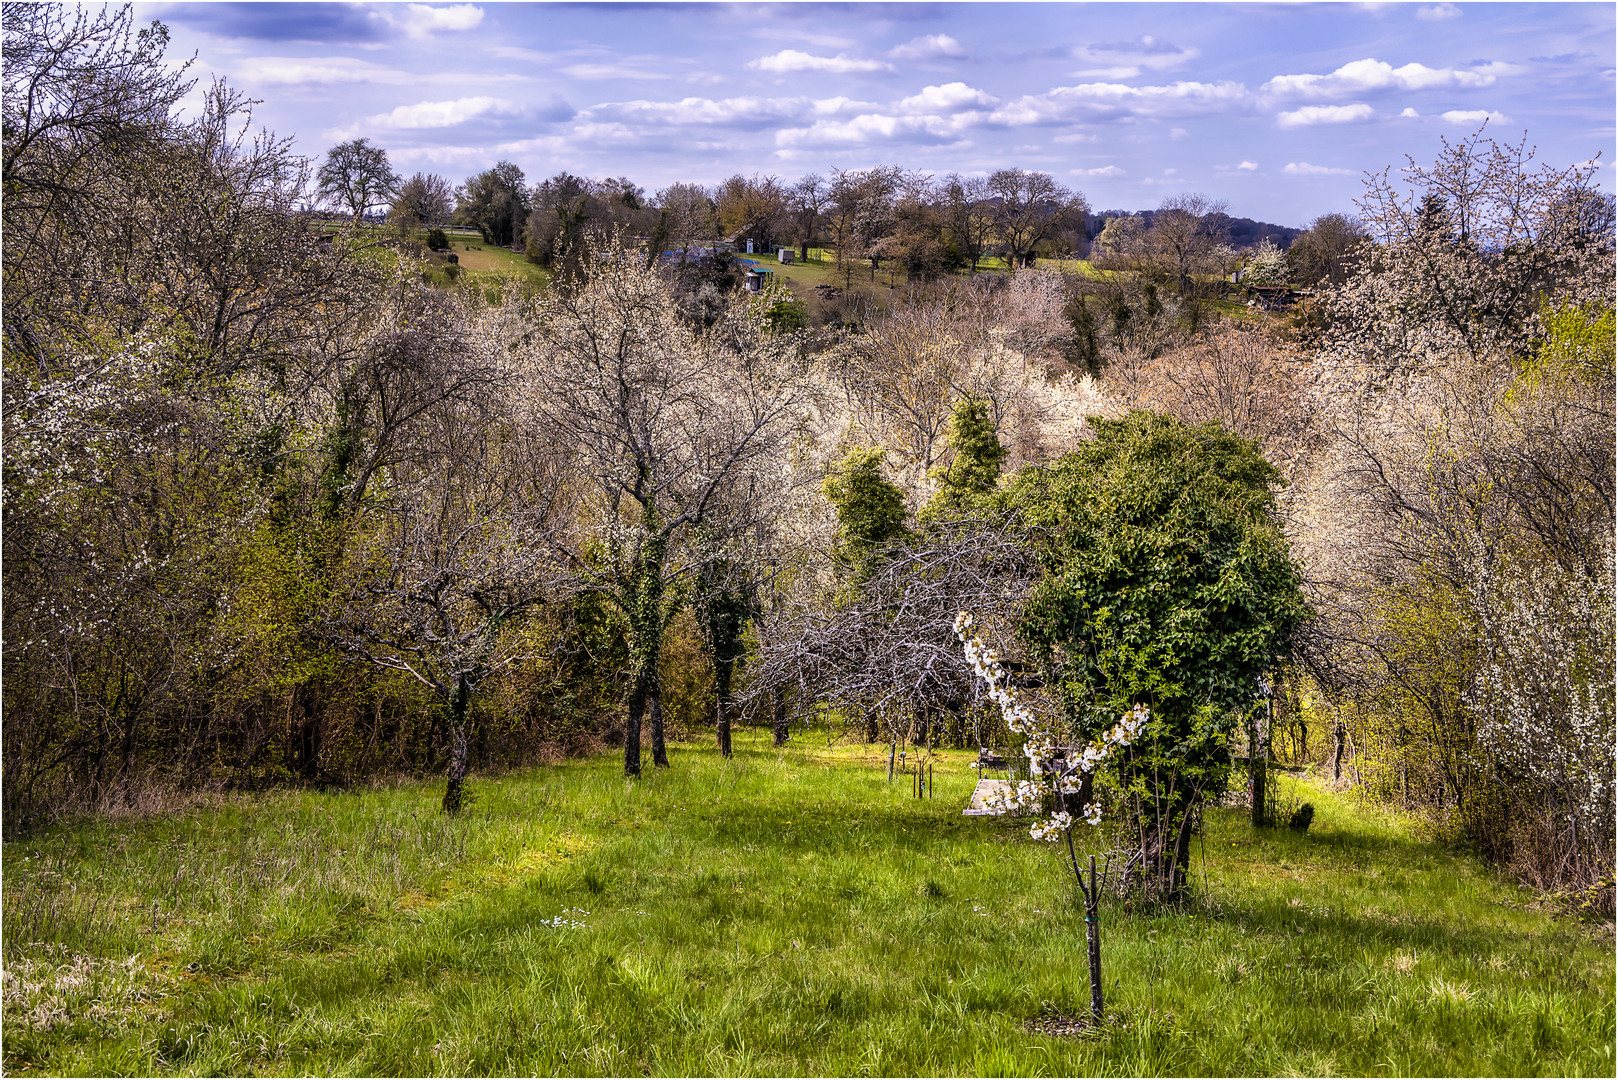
[{"xmin": 2, "ymin": 8, "xmax": 1614, "ymax": 1075}]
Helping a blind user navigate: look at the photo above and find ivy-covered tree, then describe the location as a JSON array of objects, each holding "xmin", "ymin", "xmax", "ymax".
[
  {"xmin": 822, "ymin": 446, "xmax": 911, "ymax": 583},
  {"xmin": 923, "ymin": 393, "xmax": 1007, "ymax": 523},
  {"xmin": 692, "ymin": 540, "xmax": 755, "ymax": 759},
  {"xmin": 1005, "ymin": 410, "xmax": 1308, "ymax": 900}
]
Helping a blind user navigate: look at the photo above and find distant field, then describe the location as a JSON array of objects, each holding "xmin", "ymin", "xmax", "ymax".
[
  {"xmin": 437, "ymin": 237, "xmax": 548, "ymax": 282},
  {"xmin": 757, "ymin": 248, "xmax": 1104, "ymax": 301}
]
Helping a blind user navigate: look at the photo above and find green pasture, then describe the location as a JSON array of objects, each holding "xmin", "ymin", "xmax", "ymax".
[
  {"xmin": 303, "ymin": 220, "xmax": 549, "ymax": 288},
  {"xmin": 5, "ymin": 731, "xmax": 1610, "ymax": 1076}
]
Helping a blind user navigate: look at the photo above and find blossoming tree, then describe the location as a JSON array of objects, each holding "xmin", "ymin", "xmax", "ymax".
[{"xmin": 954, "ymin": 609, "xmax": 1145, "ymax": 1023}]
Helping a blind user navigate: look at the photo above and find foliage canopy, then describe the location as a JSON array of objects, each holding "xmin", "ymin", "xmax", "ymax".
[{"xmin": 1006, "ymin": 410, "xmax": 1307, "ymax": 733}]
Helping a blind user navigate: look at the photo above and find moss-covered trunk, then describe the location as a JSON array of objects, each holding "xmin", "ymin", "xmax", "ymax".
[
  {"xmin": 441, "ymin": 675, "xmax": 471, "ymax": 815},
  {"xmin": 715, "ymin": 659, "xmax": 733, "ymax": 759},
  {"xmin": 623, "ymin": 504, "xmax": 666, "ymax": 779}
]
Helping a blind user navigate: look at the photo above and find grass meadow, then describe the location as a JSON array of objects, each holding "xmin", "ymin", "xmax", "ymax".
[{"xmin": 3, "ymin": 730, "xmax": 1611, "ymax": 1076}]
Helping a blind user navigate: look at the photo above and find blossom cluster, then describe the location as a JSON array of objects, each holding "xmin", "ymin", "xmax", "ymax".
[
  {"xmin": 541, "ymin": 907, "xmax": 591, "ymax": 929},
  {"xmin": 955, "ymin": 610, "xmax": 1148, "ymax": 841}
]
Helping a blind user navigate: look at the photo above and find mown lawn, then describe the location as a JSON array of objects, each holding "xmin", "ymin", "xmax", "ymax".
[{"xmin": 3, "ymin": 730, "xmax": 1611, "ymax": 1076}]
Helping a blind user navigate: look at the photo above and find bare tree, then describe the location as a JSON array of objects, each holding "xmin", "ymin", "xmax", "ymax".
[
  {"xmin": 316, "ymin": 137, "xmax": 399, "ymax": 223},
  {"xmin": 826, "ymin": 166, "xmax": 902, "ymax": 286},
  {"xmin": 528, "ymin": 234, "xmax": 810, "ymax": 776},
  {"xmin": 789, "ymin": 173, "xmax": 829, "ymax": 262},
  {"xmin": 3, "ymin": 10, "xmax": 358, "ymax": 379},
  {"xmin": 654, "ymin": 182, "xmax": 718, "ymax": 262},
  {"xmin": 986, "ymin": 169, "xmax": 1087, "ymax": 268},
  {"xmin": 942, "ymin": 174, "xmax": 996, "ymax": 273},
  {"xmin": 1287, "ymin": 212, "xmax": 1368, "ymax": 288},
  {"xmin": 1148, "ymin": 193, "xmax": 1231, "ymax": 296},
  {"xmin": 2, "ymin": 3, "xmax": 191, "ymax": 196},
  {"xmin": 338, "ymin": 313, "xmax": 564, "ymax": 813},
  {"xmin": 1112, "ymin": 321, "xmax": 1316, "ymax": 477},
  {"xmin": 749, "ymin": 522, "xmax": 1038, "ymax": 753},
  {"xmin": 716, "ymin": 172, "xmax": 788, "ymax": 252},
  {"xmin": 391, "ymin": 171, "xmax": 454, "ymax": 228}
]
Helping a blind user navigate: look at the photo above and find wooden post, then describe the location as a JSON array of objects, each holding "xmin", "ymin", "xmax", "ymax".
[
  {"xmin": 888, "ymin": 743, "xmax": 896, "ymax": 783},
  {"xmin": 1085, "ymin": 855, "xmax": 1104, "ymax": 1024},
  {"xmin": 928, "ymin": 763, "xmax": 934, "ymax": 799}
]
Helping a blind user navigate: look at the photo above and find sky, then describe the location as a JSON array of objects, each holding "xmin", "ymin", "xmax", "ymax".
[{"xmin": 138, "ymin": 1, "xmax": 1616, "ymax": 227}]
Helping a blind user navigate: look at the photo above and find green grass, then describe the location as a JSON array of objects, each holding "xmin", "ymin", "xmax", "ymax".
[{"xmin": 4, "ymin": 731, "xmax": 1611, "ymax": 1076}]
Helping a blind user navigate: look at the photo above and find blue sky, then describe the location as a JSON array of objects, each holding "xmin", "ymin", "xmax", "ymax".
[{"xmin": 140, "ymin": 1, "xmax": 1615, "ymax": 226}]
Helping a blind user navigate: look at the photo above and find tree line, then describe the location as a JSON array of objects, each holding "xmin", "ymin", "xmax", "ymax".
[{"xmin": 317, "ymin": 134, "xmax": 1354, "ymax": 293}]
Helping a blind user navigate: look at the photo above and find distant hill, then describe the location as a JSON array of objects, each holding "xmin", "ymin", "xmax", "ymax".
[{"xmin": 1088, "ymin": 210, "xmax": 1303, "ymax": 251}]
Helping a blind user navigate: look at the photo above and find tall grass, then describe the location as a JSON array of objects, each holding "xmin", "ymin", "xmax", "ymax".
[{"xmin": 3, "ymin": 731, "xmax": 1611, "ymax": 1076}]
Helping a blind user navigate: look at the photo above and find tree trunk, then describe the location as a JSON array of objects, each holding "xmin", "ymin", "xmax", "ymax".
[
  {"xmin": 442, "ymin": 677, "xmax": 470, "ymax": 815},
  {"xmin": 1250, "ymin": 702, "xmax": 1269, "ymax": 828},
  {"xmin": 716, "ymin": 661, "xmax": 733, "ymax": 759},
  {"xmin": 1250, "ymin": 756, "xmax": 1267, "ymax": 828},
  {"xmin": 717, "ymin": 696, "xmax": 732, "ymax": 758},
  {"xmin": 771, "ymin": 685, "xmax": 789, "ymax": 747},
  {"xmin": 650, "ymin": 688, "xmax": 669, "ymax": 769},
  {"xmin": 1133, "ymin": 785, "xmax": 1198, "ymax": 902},
  {"xmin": 294, "ymin": 680, "xmax": 323, "ymax": 781},
  {"xmin": 1332, "ymin": 721, "xmax": 1345, "ymax": 781},
  {"xmin": 623, "ymin": 507, "xmax": 664, "ymax": 779},
  {"xmin": 624, "ymin": 685, "xmax": 644, "ymax": 778},
  {"xmin": 1064, "ymin": 833, "xmax": 1105, "ymax": 1024}
]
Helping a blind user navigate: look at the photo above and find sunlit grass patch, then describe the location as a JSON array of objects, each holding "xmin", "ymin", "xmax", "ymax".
[{"xmin": 3, "ymin": 729, "xmax": 1612, "ymax": 1076}]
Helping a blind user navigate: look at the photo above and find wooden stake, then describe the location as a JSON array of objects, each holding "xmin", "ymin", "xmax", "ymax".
[{"xmin": 1085, "ymin": 854, "xmax": 1104, "ymax": 1023}]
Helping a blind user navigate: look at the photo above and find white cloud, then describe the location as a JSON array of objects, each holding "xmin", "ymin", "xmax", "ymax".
[
  {"xmin": 237, "ymin": 56, "xmax": 410, "ymax": 85},
  {"xmin": 1070, "ymin": 35, "xmax": 1198, "ymax": 78},
  {"xmin": 1053, "ymin": 132, "xmax": 1098, "ymax": 144},
  {"xmin": 749, "ymin": 28, "xmax": 855, "ymax": 50},
  {"xmin": 810, "ymin": 96, "xmax": 877, "ymax": 115},
  {"xmin": 1400, "ymin": 107, "xmax": 1422, "ymax": 118},
  {"xmin": 1416, "ymin": 3, "xmax": 1462, "ymax": 20},
  {"xmin": 1170, "ymin": 127, "xmax": 1190, "ymax": 139},
  {"xmin": 236, "ymin": 55, "xmax": 532, "ymax": 88},
  {"xmin": 491, "ymin": 135, "xmax": 571, "ymax": 157},
  {"xmin": 383, "ymin": 4, "xmax": 483, "ymax": 40},
  {"xmin": 1263, "ymin": 58, "xmax": 1520, "ymax": 98},
  {"xmin": 888, "ymin": 34, "xmax": 967, "ymax": 61},
  {"xmin": 1238, "ymin": 160, "xmax": 1259, "ymax": 170},
  {"xmin": 390, "ymin": 143, "xmax": 503, "ymax": 167},
  {"xmin": 1277, "ymin": 103, "xmax": 1376, "ymax": 128},
  {"xmin": 563, "ymin": 122, "xmax": 649, "ymax": 146},
  {"xmin": 589, "ymin": 96, "xmax": 812, "ymax": 127},
  {"xmin": 1441, "ymin": 108, "xmax": 1510, "ymax": 124},
  {"xmin": 1284, "ymin": 162, "xmax": 1357, "ymax": 176},
  {"xmin": 364, "ymin": 96, "xmax": 520, "ymax": 129},
  {"xmin": 990, "ymin": 80, "xmax": 1247, "ymax": 125},
  {"xmin": 775, "ymin": 112, "xmax": 973, "ymax": 148},
  {"xmin": 749, "ymin": 50, "xmax": 891, "ymax": 74},
  {"xmin": 1076, "ymin": 165, "xmax": 1126, "ymax": 177},
  {"xmin": 896, "ymin": 83, "xmax": 998, "ymax": 113},
  {"xmin": 559, "ymin": 63, "xmax": 670, "ymax": 80}
]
